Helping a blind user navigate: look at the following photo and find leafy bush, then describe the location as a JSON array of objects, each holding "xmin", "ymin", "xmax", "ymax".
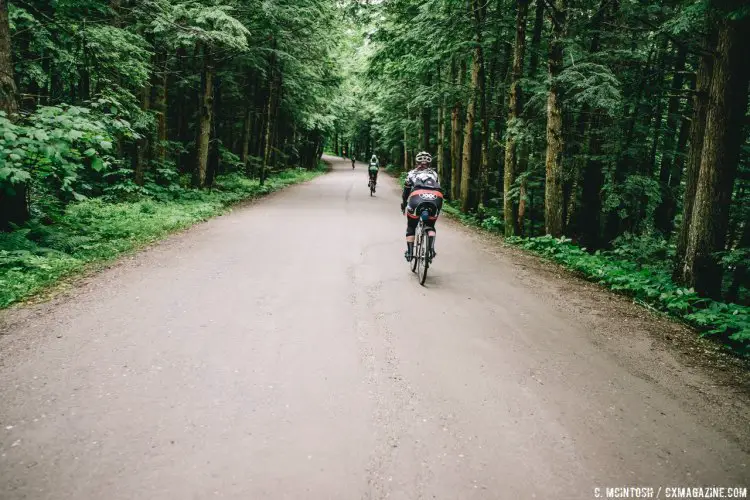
[
  {"xmin": 0, "ymin": 105, "xmax": 137, "ymax": 217},
  {"xmin": 610, "ymin": 232, "xmax": 674, "ymax": 268}
]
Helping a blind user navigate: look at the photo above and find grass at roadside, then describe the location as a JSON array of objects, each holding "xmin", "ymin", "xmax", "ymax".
[
  {"xmin": 442, "ymin": 202, "xmax": 749, "ymax": 356},
  {"xmin": 0, "ymin": 164, "xmax": 326, "ymax": 309}
]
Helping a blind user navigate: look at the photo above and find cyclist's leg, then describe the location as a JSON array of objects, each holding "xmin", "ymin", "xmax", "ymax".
[
  {"xmin": 426, "ymin": 199, "xmax": 442, "ymax": 256},
  {"xmin": 425, "ymin": 219, "xmax": 437, "ymax": 257},
  {"xmin": 405, "ymin": 195, "xmax": 425, "ymax": 260},
  {"xmin": 405, "ymin": 215, "xmax": 418, "ymax": 261}
]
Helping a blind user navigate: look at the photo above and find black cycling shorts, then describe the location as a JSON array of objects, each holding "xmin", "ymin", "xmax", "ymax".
[{"xmin": 405, "ymin": 189, "xmax": 443, "ymax": 236}]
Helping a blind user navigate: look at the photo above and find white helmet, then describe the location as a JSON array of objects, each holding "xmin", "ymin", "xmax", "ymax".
[{"xmin": 415, "ymin": 151, "xmax": 432, "ymax": 167}]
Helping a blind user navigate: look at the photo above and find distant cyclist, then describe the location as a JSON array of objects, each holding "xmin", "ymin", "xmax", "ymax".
[
  {"xmin": 401, "ymin": 151, "xmax": 443, "ymax": 261},
  {"xmin": 351, "ymin": 155, "xmax": 356, "ymax": 169},
  {"xmin": 368, "ymin": 154, "xmax": 380, "ymax": 191}
]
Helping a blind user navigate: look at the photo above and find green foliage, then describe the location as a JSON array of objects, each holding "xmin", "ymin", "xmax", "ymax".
[
  {"xmin": 0, "ymin": 106, "xmax": 136, "ymax": 215},
  {"xmin": 153, "ymin": 1, "xmax": 250, "ymax": 51},
  {"xmin": 602, "ymin": 175, "xmax": 663, "ymax": 231},
  {"xmin": 0, "ymin": 167, "xmax": 324, "ymax": 308},
  {"xmin": 610, "ymin": 232, "xmax": 673, "ymax": 267},
  {"xmin": 558, "ymin": 62, "xmax": 622, "ymax": 115}
]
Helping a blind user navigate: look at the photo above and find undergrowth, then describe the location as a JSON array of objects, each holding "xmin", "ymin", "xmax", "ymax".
[
  {"xmin": 442, "ymin": 201, "xmax": 750, "ymax": 356},
  {"xmin": 0, "ymin": 165, "xmax": 325, "ymax": 308}
]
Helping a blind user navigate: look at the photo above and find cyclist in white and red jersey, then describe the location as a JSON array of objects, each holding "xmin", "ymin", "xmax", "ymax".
[{"xmin": 400, "ymin": 151, "xmax": 443, "ymax": 261}]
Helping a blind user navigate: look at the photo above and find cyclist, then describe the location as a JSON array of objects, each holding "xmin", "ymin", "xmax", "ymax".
[
  {"xmin": 368, "ymin": 154, "xmax": 380, "ymax": 191},
  {"xmin": 351, "ymin": 155, "xmax": 356, "ymax": 169},
  {"xmin": 400, "ymin": 151, "xmax": 443, "ymax": 262}
]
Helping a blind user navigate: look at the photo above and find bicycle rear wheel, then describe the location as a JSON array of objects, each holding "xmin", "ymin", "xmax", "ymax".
[
  {"xmin": 411, "ymin": 222, "xmax": 422, "ymax": 273},
  {"xmin": 418, "ymin": 228, "xmax": 430, "ymax": 285}
]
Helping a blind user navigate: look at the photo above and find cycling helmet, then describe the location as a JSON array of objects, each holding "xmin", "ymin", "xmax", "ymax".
[{"xmin": 415, "ymin": 151, "xmax": 432, "ymax": 168}]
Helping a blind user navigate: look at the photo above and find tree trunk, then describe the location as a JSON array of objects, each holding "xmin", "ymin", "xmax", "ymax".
[
  {"xmin": 422, "ymin": 79, "xmax": 431, "ymax": 152},
  {"xmin": 579, "ymin": 116, "xmax": 605, "ymax": 248},
  {"xmin": 254, "ymin": 84, "xmax": 267, "ymax": 164},
  {"xmin": 151, "ymin": 50, "xmax": 168, "ymax": 167},
  {"xmin": 437, "ymin": 104, "xmax": 445, "ymax": 180},
  {"xmin": 403, "ymin": 126, "xmax": 409, "ymax": 171},
  {"xmin": 450, "ymin": 58, "xmax": 465, "ymax": 201},
  {"xmin": 654, "ymin": 45, "xmax": 688, "ymax": 234},
  {"xmin": 646, "ymin": 39, "xmax": 669, "ymax": 177},
  {"xmin": 518, "ymin": 0, "xmax": 546, "ymax": 235},
  {"xmin": 176, "ymin": 47, "xmax": 192, "ymax": 174},
  {"xmin": 134, "ymin": 82, "xmax": 151, "ymax": 186},
  {"xmin": 263, "ymin": 74, "xmax": 278, "ymax": 181},
  {"xmin": 503, "ymin": 0, "xmax": 529, "ymax": 236},
  {"xmin": 528, "ymin": 0, "xmax": 545, "ymax": 80},
  {"xmin": 665, "ymin": 111, "xmax": 691, "ymax": 219},
  {"xmin": 261, "ymin": 48, "xmax": 277, "ymax": 184},
  {"xmin": 0, "ymin": 0, "xmax": 17, "ymax": 117},
  {"xmin": 544, "ymin": 0, "xmax": 566, "ymax": 236},
  {"xmin": 681, "ymin": 15, "xmax": 750, "ymax": 298},
  {"xmin": 460, "ymin": 47, "xmax": 481, "ymax": 212},
  {"xmin": 241, "ymin": 104, "xmax": 252, "ymax": 173},
  {"xmin": 0, "ymin": 0, "xmax": 28, "ymax": 230},
  {"xmin": 193, "ymin": 45, "xmax": 214, "ymax": 188},
  {"xmin": 206, "ymin": 74, "xmax": 221, "ymax": 187},
  {"xmin": 674, "ymin": 30, "xmax": 716, "ymax": 282},
  {"xmin": 269, "ymin": 75, "xmax": 282, "ymax": 170},
  {"xmin": 477, "ymin": 39, "xmax": 490, "ymax": 207},
  {"xmin": 79, "ymin": 23, "xmax": 91, "ymax": 103}
]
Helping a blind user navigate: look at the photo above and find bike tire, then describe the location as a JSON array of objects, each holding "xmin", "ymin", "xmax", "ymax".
[
  {"xmin": 411, "ymin": 222, "xmax": 421, "ymax": 273},
  {"xmin": 419, "ymin": 229, "xmax": 430, "ymax": 285}
]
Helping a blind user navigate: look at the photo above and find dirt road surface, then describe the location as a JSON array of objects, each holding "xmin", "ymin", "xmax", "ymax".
[{"xmin": 1, "ymin": 156, "xmax": 748, "ymax": 499}]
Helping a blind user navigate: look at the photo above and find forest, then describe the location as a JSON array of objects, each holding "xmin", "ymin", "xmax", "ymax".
[
  {"xmin": 0, "ymin": 0, "xmax": 748, "ymax": 352},
  {"xmin": 330, "ymin": 0, "xmax": 750, "ymax": 352},
  {"xmin": 0, "ymin": 0, "xmax": 339, "ymax": 306}
]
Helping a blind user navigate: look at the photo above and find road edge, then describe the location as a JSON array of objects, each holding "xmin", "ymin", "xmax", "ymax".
[{"xmin": 0, "ymin": 164, "xmax": 330, "ymax": 313}]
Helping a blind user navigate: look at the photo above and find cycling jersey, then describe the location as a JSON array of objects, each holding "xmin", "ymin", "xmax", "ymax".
[
  {"xmin": 405, "ymin": 168, "xmax": 439, "ymax": 190},
  {"xmin": 369, "ymin": 156, "xmax": 380, "ymax": 172}
]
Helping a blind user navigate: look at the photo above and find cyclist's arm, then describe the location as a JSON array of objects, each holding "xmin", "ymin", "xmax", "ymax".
[{"xmin": 401, "ymin": 180, "xmax": 412, "ymax": 208}]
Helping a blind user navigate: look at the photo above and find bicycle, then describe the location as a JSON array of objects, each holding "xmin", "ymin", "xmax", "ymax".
[
  {"xmin": 410, "ymin": 209, "xmax": 435, "ymax": 285},
  {"xmin": 368, "ymin": 175, "xmax": 376, "ymax": 196}
]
